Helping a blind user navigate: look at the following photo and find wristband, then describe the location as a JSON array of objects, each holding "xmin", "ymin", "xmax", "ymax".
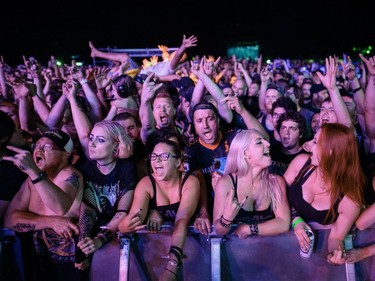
[
  {"xmin": 292, "ymin": 217, "xmax": 304, "ymax": 229},
  {"xmin": 249, "ymin": 224, "xmax": 259, "ymax": 236},
  {"xmin": 219, "ymin": 215, "xmax": 232, "ymax": 228},
  {"xmin": 80, "ymin": 78, "xmax": 88, "ymax": 85}
]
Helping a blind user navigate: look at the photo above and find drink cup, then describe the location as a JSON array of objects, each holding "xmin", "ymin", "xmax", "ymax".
[{"xmin": 300, "ymin": 229, "xmax": 314, "ymax": 259}]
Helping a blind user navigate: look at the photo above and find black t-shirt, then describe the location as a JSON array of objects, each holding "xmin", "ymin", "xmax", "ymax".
[
  {"xmin": 270, "ymin": 144, "xmax": 308, "ymax": 176},
  {"xmin": 75, "ymin": 157, "xmax": 138, "ymax": 226},
  {"xmin": 184, "ymin": 129, "xmax": 240, "ymax": 214}
]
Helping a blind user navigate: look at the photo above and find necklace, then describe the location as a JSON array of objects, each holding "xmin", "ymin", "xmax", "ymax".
[{"xmin": 97, "ymin": 158, "xmax": 116, "ymax": 167}]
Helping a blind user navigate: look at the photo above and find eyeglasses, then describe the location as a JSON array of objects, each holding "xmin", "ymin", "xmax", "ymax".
[
  {"xmin": 149, "ymin": 153, "xmax": 178, "ymax": 161},
  {"xmin": 32, "ymin": 143, "xmax": 63, "ymax": 152}
]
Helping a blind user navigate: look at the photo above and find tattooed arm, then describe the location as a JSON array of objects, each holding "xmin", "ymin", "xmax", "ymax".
[
  {"xmin": 4, "ymin": 179, "xmax": 79, "ymax": 237},
  {"xmin": 31, "ymin": 167, "xmax": 83, "ymax": 216}
]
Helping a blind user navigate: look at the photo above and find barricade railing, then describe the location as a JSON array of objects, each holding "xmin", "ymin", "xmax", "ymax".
[{"xmin": 89, "ymin": 223, "xmax": 375, "ymax": 281}]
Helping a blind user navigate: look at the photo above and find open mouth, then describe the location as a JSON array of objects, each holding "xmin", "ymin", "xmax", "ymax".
[
  {"xmin": 34, "ymin": 155, "xmax": 44, "ymax": 165},
  {"xmin": 160, "ymin": 115, "xmax": 168, "ymax": 123}
]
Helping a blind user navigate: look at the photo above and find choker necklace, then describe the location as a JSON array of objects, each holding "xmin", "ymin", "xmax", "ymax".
[{"xmin": 97, "ymin": 159, "xmax": 116, "ymax": 167}]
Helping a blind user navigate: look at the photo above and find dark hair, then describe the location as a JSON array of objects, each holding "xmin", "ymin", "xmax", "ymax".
[
  {"xmin": 276, "ymin": 111, "xmax": 306, "ymax": 137},
  {"xmin": 0, "ymin": 110, "xmax": 16, "ymax": 150},
  {"xmin": 145, "ymin": 128, "xmax": 182, "ymax": 156},
  {"xmin": 271, "ymin": 96, "xmax": 297, "ymax": 113},
  {"xmin": 113, "ymin": 112, "xmax": 141, "ymax": 127},
  {"xmin": 151, "ymin": 139, "xmax": 182, "ymax": 159}
]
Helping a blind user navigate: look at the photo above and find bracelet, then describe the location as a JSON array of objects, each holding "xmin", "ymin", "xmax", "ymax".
[
  {"xmin": 80, "ymin": 78, "xmax": 88, "ymax": 85},
  {"xmin": 163, "ymin": 267, "xmax": 177, "ymax": 277},
  {"xmin": 221, "ymin": 216, "xmax": 233, "ymax": 223},
  {"xmin": 249, "ymin": 224, "xmax": 259, "ymax": 236},
  {"xmin": 352, "ymin": 87, "xmax": 362, "ymax": 93},
  {"xmin": 219, "ymin": 216, "xmax": 232, "ymax": 228},
  {"xmin": 169, "ymin": 246, "xmax": 183, "ymax": 264},
  {"xmin": 292, "ymin": 217, "xmax": 305, "ymax": 229}
]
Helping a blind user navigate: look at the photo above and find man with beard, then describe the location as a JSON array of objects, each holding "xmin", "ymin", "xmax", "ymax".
[
  {"xmin": 3, "ymin": 129, "xmax": 84, "ymax": 281},
  {"xmin": 270, "ymin": 111, "xmax": 308, "ymax": 176}
]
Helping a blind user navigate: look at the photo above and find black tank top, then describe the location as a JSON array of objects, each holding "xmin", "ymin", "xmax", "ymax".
[
  {"xmin": 148, "ymin": 172, "xmax": 191, "ymax": 222},
  {"xmin": 228, "ymin": 174, "xmax": 275, "ymax": 224},
  {"xmin": 287, "ymin": 160, "xmax": 339, "ymax": 225}
]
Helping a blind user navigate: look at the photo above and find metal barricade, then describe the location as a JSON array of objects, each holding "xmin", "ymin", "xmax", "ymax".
[{"xmin": 89, "ymin": 223, "xmax": 375, "ymax": 281}]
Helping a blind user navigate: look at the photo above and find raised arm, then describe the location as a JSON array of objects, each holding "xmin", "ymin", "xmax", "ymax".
[
  {"xmin": 224, "ymin": 95, "xmax": 268, "ymax": 137},
  {"xmin": 3, "ymin": 145, "xmax": 82, "ymax": 215},
  {"xmin": 259, "ymin": 67, "xmax": 271, "ymax": 113},
  {"xmin": 169, "ymin": 35, "xmax": 198, "ymax": 73},
  {"xmin": 191, "ymin": 57, "xmax": 233, "ymax": 123},
  {"xmin": 64, "ymin": 79, "xmax": 92, "ymax": 157},
  {"xmin": 139, "ymin": 73, "xmax": 163, "ymax": 143},
  {"xmin": 237, "ymin": 62, "xmax": 253, "ymax": 89},
  {"xmin": 0, "ymin": 56, "xmax": 11, "ymax": 100},
  {"xmin": 359, "ymin": 54, "xmax": 375, "ymax": 153},
  {"xmin": 317, "ymin": 56, "xmax": 352, "ymax": 128}
]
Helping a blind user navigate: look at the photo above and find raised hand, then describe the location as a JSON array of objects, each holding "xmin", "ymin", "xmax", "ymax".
[
  {"xmin": 222, "ymin": 186, "xmax": 248, "ymax": 222},
  {"xmin": 62, "ymin": 79, "xmax": 78, "ymax": 100},
  {"xmin": 359, "ymin": 53, "xmax": 375, "ymax": 76},
  {"xmin": 3, "ymin": 145, "xmax": 39, "ymax": 175},
  {"xmin": 141, "ymin": 72, "xmax": 163, "ymax": 103},
  {"xmin": 316, "ymin": 56, "xmax": 337, "ymax": 91},
  {"xmin": 181, "ymin": 34, "xmax": 198, "ymax": 49}
]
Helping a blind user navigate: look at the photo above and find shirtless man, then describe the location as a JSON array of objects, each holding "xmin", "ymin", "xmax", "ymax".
[{"xmin": 3, "ymin": 129, "xmax": 84, "ymax": 281}]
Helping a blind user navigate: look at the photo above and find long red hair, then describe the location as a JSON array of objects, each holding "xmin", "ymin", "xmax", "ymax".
[{"xmin": 318, "ymin": 123, "xmax": 366, "ymax": 222}]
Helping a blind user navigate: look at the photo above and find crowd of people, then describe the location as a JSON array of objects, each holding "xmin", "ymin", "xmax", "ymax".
[{"xmin": 1, "ymin": 33, "xmax": 375, "ymax": 280}]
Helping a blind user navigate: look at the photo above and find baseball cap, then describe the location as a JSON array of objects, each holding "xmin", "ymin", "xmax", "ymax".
[
  {"xmin": 189, "ymin": 100, "xmax": 219, "ymax": 121},
  {"xmin": 179, "ymin": 86, "xmax": 194, "ymax": 103},
  {"xmin": 171, "ymin": 77, "xmax": 195, "ymax": 91},
  {"xmin": 42, "ymin": 129, "xmax": 73, "ymax": 154}
]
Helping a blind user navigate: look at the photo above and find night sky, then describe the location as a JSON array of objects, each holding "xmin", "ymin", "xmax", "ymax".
[{"xmin": 2, "ymin": 0, "xmax": 374, "ymax": 66}]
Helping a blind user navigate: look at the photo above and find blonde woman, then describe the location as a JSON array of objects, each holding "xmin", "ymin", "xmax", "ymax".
[{"xmin": 213, "ymin": 129, "xmax": 290, "ymax": 238}]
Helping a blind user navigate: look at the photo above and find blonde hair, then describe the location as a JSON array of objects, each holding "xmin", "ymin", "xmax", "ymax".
[
  {"xmin": 93, "ymin": 120, "xmax": 133, "ymax": 159},
  {"xmin": 224, "ymin": 129, "xmax": 282, "ymax": 210}
]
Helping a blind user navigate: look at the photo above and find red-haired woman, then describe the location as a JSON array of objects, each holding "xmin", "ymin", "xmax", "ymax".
[{"xmin": 284, "ymin": 123, "xmax": 365, "ymax": 266}]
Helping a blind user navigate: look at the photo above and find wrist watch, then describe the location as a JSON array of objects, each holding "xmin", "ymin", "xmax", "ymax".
[{"xmin": 31, "ymin": 171, "xmax": 48, "ymax": 184}]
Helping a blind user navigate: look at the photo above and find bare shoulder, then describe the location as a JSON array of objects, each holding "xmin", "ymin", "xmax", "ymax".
[
  {"xmin": 56, "ymin": 165, "xmax": 83, "ymax": 190},
  {"xmin": 215, "ymin": 174, "xmax": 233, "ymax": 194},
  {"xmin": 184, "ymin": 172, "xmax": 199, "ymax": 185},
  {"xmin": 284, "ymin": 153, "xmax": 311, "ymax": 183},
  {"xmin": 272, "ymin": 174, "xmax": 287, "ymax": 191},
  {"xmin": 136, "ymin": 175, "xmax": 153, "ymax": 192},
  {"xmin": 181, "ymin": 172, "xmax": 200, "ymax": 192},
  {"xmin": 288, "ymin": 153, "xmax": 311, "ymax": 167}
]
